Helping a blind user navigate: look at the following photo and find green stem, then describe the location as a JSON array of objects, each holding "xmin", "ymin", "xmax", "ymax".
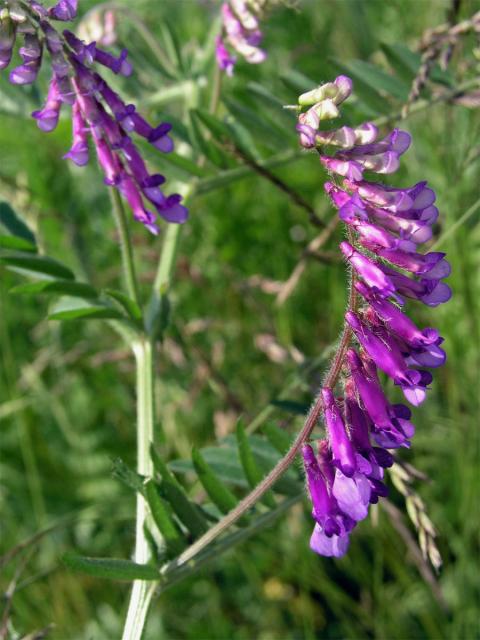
[
  {"xmin": 110, "ymin": 190, "xmax": 141, "ymax": 306},
  {"xmin": 122, "ymin": 337, "xmax": 158, "ymax": 640}
]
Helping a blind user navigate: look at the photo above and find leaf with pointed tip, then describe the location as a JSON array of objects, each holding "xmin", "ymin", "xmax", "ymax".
[
  {"xmin": 145, "ymin": 480, "xmax": 186, "ymax": 557},
  {"xmin": 380, "ymin": 42, "xmax": 419, "ymax": 83},
  {"xmin": 48, "ymin": 298, "xmax": 124, "ymax": 321},
  {"xmin": 160, "ymin": 20, "xmax": 185, "ymax": 73},
  {"xmin": 10, "ymin": 280, "xmax": 98, "ymax": 299},
  {"xmin": 151, "ymin": 445, "xmax": 208, "ymax": 538},
  {"xmin": 0, "ymin": 252, "xmax": 74, "ymax": 280},
  {"xmin": 191, "ymin": 447, "xmax": 239, "ymax": 516},
  {"xmin": 0, "ymin": 235, "xmax": 36, "ymax": 252},
  {"xmin": 104, "ymin": 289, "xmax": 142, "ymax": 322},
  {"xmin": 62, "ymin": 554, "xmax": 159, "ymax": 581},
  {"xmin": 237, "ymin": 421, "xmax": 275, "ymax": 508},
  {"xmin": 344, "ymin": 59, "xmax": 410, "ymax": 102},
  {"xmin": 0, "ymin": 201, "xmax": 36, "ymax": 244}
]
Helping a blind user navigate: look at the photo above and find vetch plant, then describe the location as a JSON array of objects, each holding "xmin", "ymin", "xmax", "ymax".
[
  {"xmin": 296, "ymin": 77, "xmax": 450, "ymax": 556},
  {"xmin": 0, "ymin": 0, "xmax": 187, "ymax": 233},
  {"xmin": 215, "ymin": 0, "xmax": 268, "ymax": 75}
]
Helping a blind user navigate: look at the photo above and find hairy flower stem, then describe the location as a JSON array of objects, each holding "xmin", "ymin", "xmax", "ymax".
[
  {"xmin": 110, "ymin": 189, "xmax": 141, "ymax": 306},
  {"xmin": 169, "ymin": 231, "xmax": 358, "ymax": 569},
  {"xmin": 122, "ymin": 337, "xmax": 156, "ymax": 640}
]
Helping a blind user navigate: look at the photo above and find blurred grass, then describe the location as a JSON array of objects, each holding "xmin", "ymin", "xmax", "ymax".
[{"xmin": 1, "ymin": 0, "xmax": 479, "ymax": 639}]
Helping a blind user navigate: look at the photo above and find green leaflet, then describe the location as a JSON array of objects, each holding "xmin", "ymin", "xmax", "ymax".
[
  {"xmin": 145, "ymin": 480, "xmax": 187, "ymax": 557},
  {"xmin": 0, "ymin": 251, "xmax": 74, "ymax": 281},
  {"xmin": 10, "ymin": 280, "xmax": 98, "ymax": 299},
  {"xmin": 236, "ymin": 421, "xmax": 275, "ymax": 508},
  {"xmin": 48, "ymin": 300, "xmax": 124, "ymax": 321},
  {"xmin": 0, "ymin": 201, "xmax": 36, "ymax": 245},
  {"xmin": 151, "ymin": 445, "xmax": 209, "ymax": 539},
  {"xmin": 104, "ymin": 289, "xmax": 143, "ymax": 323},
  {"xmin": 62, "ymin": 553, "xmax": 159, "ymax": 581},
  {"xmin": 191, "ymin": 447, "xmax": 239, "ymax": 515}
]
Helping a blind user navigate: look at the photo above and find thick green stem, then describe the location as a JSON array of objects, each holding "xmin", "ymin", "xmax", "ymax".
[
  {"xmin": 122, "ymin": 338, "xmax": 158, "ymax": 640},
  {"xmin": 110, "ymin": 190, "xmax": 141, "ymax": 306}
]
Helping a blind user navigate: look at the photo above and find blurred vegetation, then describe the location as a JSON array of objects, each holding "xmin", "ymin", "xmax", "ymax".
[{"xmin": 0, "ymin": 0, "xmax": 479, "ymax": 638}]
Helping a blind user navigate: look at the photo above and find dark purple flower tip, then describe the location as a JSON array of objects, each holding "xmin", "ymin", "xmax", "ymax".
[
  {"xmin": 369, "ymin": 477, "xmax": 389, "ymax": 500},
  {"xmin": 158, "ymin": 194, "xmax": 189, "ymax": 224},
  {"xmin": 49, "ymin": 0, "xmax": 78, "ymax": 21},
  {"xmin": 371, "ymin": 447, "xmax": 394, "ymax": 468},
  {"xmin": 391, "ymin": 403, "xmax": 412, "ymax": 420},
  {"xmin": 148, "ymin": 123, "xmax": 174, "ymax": 153},
  {"xmin": 143, "ymin": 174, "xmax": 166, "ymax": 188}
]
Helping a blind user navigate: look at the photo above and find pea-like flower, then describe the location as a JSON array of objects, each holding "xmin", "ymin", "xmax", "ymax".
[
  {"xmin": 297, "ymin": 76, "xmax": 450, "ymax": 557},
  {"xmin": 0, "ymin": 0, "xmax": 188, "ymax": 233}
]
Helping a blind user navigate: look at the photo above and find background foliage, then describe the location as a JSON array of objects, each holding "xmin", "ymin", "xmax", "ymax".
[{"xmin": 0, "ymin": 0, "xmax": 479, "ymax": 638}]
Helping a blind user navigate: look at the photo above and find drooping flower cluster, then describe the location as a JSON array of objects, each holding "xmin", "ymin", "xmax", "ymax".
[
  {"xmin": 297, "ymin": 77, "xmax": 451, "ymax": 557},
  {"xmin": 0, "ymin": 0, "xmax": 187, "ymax": 233},
  {"xmin": 215, "ymin": 0, "xmax": 267, "ymax": 76}
]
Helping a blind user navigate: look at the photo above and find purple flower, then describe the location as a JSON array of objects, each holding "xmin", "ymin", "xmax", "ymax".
[
  {"xmin": 217, "ymin": 1, "xmax": 267, "ymax": 73},
  {"xmin": 0, "ymin": 16, "xmax": 16, "ymax": 71},
  {"xmin": 321, "ymin": 388, "xmax": 357, "ymax": 477},
  {"xmin": 345, "ymin": 311, "xmax": 430, "ymax": 405},
  {"xmin": 93, "ymin": 46, "xmax": 132, "ymax": 77},
  {"xmin": 32, "ymin": 76, "xmax": 62, "ymax": 131},
  {"xmin": 332, "ymin": 454, "xmax": 372, "ymax": 521},
  {"xmin": 302, "ymin": 444, "xmax": 353, "ymax": 558},
  {"xmin": 355, "ymin": 281, "xmax": 441, "ymax": 348},
  {"xmin": 340, "ymin": 241, "xmax": 396, "ymax": 297},
  {"xmin": 49, "ymin": 0, "xmax": 78, "ymax": 21},
  {"xmin": 215, "ymin": 36, "xmax": 236, "ymax": 76},
  {"xmin": 63, "ymin": 101, "xmax": 89, "ymax": 166}
]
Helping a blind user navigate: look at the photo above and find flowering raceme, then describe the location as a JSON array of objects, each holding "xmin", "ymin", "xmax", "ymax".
[
  {"xmin": 0, "ymin": 0, "xmax": 187, "ymax": 233},
  {"xmin": 215, "ymin": 0, "xmax": 267, "ymax": 75},
  {"xmin": 297, "ymin": 77, "xmax": 451, "ymax": 557}
]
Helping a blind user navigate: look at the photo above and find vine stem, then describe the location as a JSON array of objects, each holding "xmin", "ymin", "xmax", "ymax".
[
  {"xmin": 122, "ymin": 337, "xmax": 156, "ymax": 640},
  {"xmin": 168, "ymin": 230, "xmax": 358, "ymax": 570},
  {"xmin": 110, "ymin": 189, "xmax": 141, "ymax": 306}
]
